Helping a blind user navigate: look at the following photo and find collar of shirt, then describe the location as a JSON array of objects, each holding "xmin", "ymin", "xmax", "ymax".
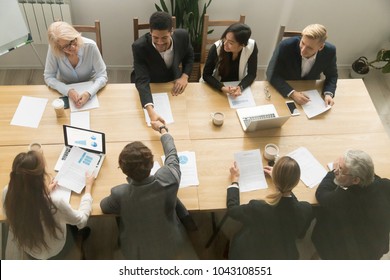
[
  {"xmin": 152, "ymin": 37, "xmax": 174, "ymax": 69},
  {"xmin": 301, "ymin": 52, "xmax": 317, "ymax": 77}
]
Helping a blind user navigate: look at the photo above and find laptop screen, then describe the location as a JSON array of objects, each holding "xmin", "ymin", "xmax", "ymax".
[{"xmin": 63, "ymin": 125, "xmax": 105, "ymax": 154}]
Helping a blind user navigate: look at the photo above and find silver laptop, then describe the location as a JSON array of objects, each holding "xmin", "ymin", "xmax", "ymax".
[
  {"xmin": 237, "ymin": 104, "xmax": 290, "ymax": 132},
  {"xmin": 54, "ymin": 125, "xmax": 106, "ymax": 176}
]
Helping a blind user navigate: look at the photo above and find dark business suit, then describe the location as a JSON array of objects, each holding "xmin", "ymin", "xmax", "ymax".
[
  {"xmin": 266, "ymin": 36, "xmax": 338, "ymax": 97},
  {"xmin": 312, "ymin": 172, "xmax": 390, "ymax": 260},
  {"xmin": 226, "ymin": 187, "xmax": 313, "ymax": 260},
  {"xmin": 131, "ymin": 29, "xmax": 194, "ymax": 107},
  {"xmin": 100, "ymin": 134, "xmax": 197, "ymax": 259}
]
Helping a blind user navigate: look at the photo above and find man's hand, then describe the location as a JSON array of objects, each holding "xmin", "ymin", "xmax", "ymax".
[
  {"xmin": 324, "ymin": 95, "xmax": 334, "ymax": 106},
  {"xmin": 171, "ymin": 74, "xmax": 189, "ymax": 96},
  {"xmin": 151, "ymin": 120, "xmax": 165, "ymax": 132},
  {"xmin": 291, "ymin": 91, "xmax": 310, "ymax": 105},
  {"xmin": 146, "ymin": 105, "xmax": 166, "ymax": 124},
  {"xmin": 230, "ymin": 161, "xmax": 240, "ymax": 182}
]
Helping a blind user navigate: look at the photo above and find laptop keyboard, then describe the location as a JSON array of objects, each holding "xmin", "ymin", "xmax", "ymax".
[
  {"xmin": 243, "ymin": 113, "xmax": 276, "ymax": 127},
  {"xmin": 61, "ymin": 146, "xmax": 72, "ymax": 160}
]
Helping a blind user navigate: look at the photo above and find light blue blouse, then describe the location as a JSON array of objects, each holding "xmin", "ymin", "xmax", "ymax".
[{"xmin": 44, "ymin": 37, "xmax": 107, "ymax": 97}]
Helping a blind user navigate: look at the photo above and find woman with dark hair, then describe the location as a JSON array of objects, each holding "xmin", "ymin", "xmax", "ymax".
[
  {"xmin": 226, "ymin": 156, "xmax": 313, "ymax": 259},
  {"xmin": 202, "ymin": 23, "xmax": 258, "ymax": 97},
  {"xmin": 3, "ymin": 151, "xmax": 95, "ymax": 259}
]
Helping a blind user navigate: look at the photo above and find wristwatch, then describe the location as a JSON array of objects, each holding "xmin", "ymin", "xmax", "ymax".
[{"xmin": 159, "ymin": 125, "xmax": 168, "ymax": 133}]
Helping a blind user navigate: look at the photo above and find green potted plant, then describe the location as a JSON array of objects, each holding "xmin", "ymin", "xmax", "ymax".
[
  {"xmin": 351, "ymin": 49, "xmax": 390, "ymax": 76},
  {"xmin": 155, "ymin": 0, "xmax": 212, "ymax": 57}
]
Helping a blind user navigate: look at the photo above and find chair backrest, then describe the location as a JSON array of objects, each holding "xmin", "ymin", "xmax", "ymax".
[
  {"xmin": 133, "ymin": 16, "xmax": 176, "ymax": 41},
  {"xmin": 200, "ymin": 14, "xmax": 245, "ymax": 64},
  {"xmin": 275, "ymin": 25, "xmax": 301, "ymax": 49},
  {"xmin": 73, "ymin": 20, "xmax": 103, "ymax": 56}
]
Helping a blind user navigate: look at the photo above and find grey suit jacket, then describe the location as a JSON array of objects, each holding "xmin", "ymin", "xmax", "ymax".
[
  {"xmin": 131, "ymin": 29, "xmax": 194, "ymax": 107},
  {"xmin": 100, "ymin": 134, "xmax": 196, "ymax": 259}
]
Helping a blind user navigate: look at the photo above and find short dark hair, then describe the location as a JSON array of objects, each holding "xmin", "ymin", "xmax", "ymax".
[
  {"xmin": 118, "ymin": 141, "xmax": 154, "ymax": 182},
  {"xmin": 149, "ymin": 11, "xmax": 172, "ymax": 31}
]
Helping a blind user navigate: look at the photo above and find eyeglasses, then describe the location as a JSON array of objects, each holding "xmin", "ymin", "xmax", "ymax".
[
  {"xmin": 61, "ymin": 38, "xmax": 77, "ymax": 51},
  {"xmin": 332, "ymin": 168, "xmax": 353, "ymax": 177}
]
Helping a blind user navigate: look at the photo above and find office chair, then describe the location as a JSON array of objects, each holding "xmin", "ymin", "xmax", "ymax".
[
  {"xmin": 133, "ymin": 16, "xmax": 176, "ymax": 41},
  {"xmin": 275, "ymin": 25, "xmax": 301, "ymax": 49},
  {"xmin": 73, "ymin": 20, "xmax": 103, "ymax": 56},
  {"xmin": 200, "ymin": 14, "xmax": 246, "ymax": 65}
]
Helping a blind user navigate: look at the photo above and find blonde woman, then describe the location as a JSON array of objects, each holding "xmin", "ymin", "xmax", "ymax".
[
  {"xmin": 44, "ymin": 21, "xmax": 107, "ymax": 108},
  {"xmin": 226, "ymin": 156, "xmax": 313, "ymax": 259}
]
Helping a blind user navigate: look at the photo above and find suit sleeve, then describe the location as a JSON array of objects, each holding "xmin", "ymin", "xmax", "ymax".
[
  {"xmin": 180, "ymin": 31, "xmax": 194, "ymax": 77},
  {"xmin": 132, "ymin": 42, "xmax": 153, "ymax": 107},
  {"xmin": 100, "ymin": 185, "xmax": 125, "ymax": 215},
  {"xmin": 160, "ymin": 133, "xmax": 181, "ymax": 184},
  {"xmin": 266, "ymin": 44, "xmax": 294, "ymax": 97},
  {"xmin": 315, "ymin": 171, "xmax": 340, "ymax": 207},
  {"xmin": 322, "ymin": 45, "xmax": 338, "ymax": 96}
]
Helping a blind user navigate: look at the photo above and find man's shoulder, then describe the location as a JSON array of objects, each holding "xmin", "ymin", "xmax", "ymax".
[
  {"xmin": 132, "ymin": 33, "xmax": 151, "ymax": 48},
  {"xmin": 172, "ymin": 28, "xmax": 190, "ymax": 40},
  {"xmin": 279, "ymin": 36, "xmax": 300, "ymax": 48}
]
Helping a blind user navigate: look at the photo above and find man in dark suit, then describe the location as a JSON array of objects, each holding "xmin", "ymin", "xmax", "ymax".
[
  {"xmin": 312, "ymin": 150, "xmax": 390, "ymax": 259},
  {"xmin": 131, "ymin": 11, "xmax": 194, "ymax": 122},
  {"xmin": 266, "ymin": 24, "xmax": 338, "ymax": 106}
]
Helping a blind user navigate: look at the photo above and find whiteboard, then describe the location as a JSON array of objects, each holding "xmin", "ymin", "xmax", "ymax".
[{"xmin": 0, "ymin": 0, "xmax": 31, "ymax": 56}]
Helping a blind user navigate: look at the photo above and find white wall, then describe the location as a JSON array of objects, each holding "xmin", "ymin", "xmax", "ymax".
[{"xmin": 1, "ymin": 0, "xmax": 389, "ymax": 69}]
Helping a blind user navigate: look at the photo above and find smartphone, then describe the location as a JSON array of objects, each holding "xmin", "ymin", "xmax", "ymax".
[
  {"xmin": 60, "ymin": 96, "xmax": 70, "ymax": 109},
  {"xmin": 286, "ymin": 101, "xmax": 300, "ymax": 116}
]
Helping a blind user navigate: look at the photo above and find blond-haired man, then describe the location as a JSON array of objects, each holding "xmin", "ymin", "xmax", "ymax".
[{"xmin": 266, "ymin": 24, "xmax": 337, "ymax": 106}]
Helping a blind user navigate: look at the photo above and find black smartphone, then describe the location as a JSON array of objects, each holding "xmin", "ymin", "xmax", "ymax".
[
  {"xmin": 286, "ymin": 101, "xmax": 300, "ymax": 116},
  {"xmin": 60, "ymin": 96, "xmax": 70, "ymax": 109}
]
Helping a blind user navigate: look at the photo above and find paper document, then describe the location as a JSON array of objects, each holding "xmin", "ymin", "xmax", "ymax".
[
  {"xmin": 287, "ymin": 147, "xmax": 327, "ymax": 188},
  {"xmin": 71, "ymin": 111, "xmax": 90, "ymax": 129},
  {"xmin": 225, "ymin": 81, "xmax": 256, "ymax": 109},
  {"xmin": 301, "ymin": 90, "xmax": 331, "ymax": 118},
  {"xmin": 234, "ymin": 149, "xmax": 268, "ymax": 192},
  {"xmin": 56, "ymin": 146, "xmax": 100, "ymax": 193},
  {"xmin": 144, "ymin": 93, "xmax": 174, "ymax": 126},
  {"xmin": 68, "ymin": 81, "xmax": 100, "ymax": 112},
  {"xmin": 151, "ymin": 161, "xmax": 161, "ymax": 175},
  {"xmin": 162, "ymin": 151, "xmax": 199, "ymax": 188},
  {"xmin": 11, "ymin": 96, "xmax": 48, "ymax": 128}
]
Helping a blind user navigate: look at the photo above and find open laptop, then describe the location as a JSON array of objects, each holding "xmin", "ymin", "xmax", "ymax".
[
  {"xmin": 54, "ymin": 125, "xmax": 106, "ymax": 176},
  {"xmin": 236, "ymin": 104, "xmax": 290, "ymax": 132}
]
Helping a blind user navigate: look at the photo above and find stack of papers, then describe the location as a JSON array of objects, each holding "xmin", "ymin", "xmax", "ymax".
[
  {"xmin": 225, "ymin": 81, "xmax": 256, "ymax": 109},
  {"xmin": 55, "ymin": 146, "xmax": 100, "ymax": 193},
  {"xmin": 162, "ymin": 151, "xmax": 199, "ymax": 188},
  {"xmin": 234, "ymin": 149, "xmax": 268, "ymax": 192},
  {"xmin": 287, "ymin": 147, "xmax": 327, "ymax": 188},
  {"xmin": 301, "ymin": 90, "xmax": 331, "ymax": 118},
  {"xmin": 144, "ymin": 93, "xmax": 174, "ymax": 125}
]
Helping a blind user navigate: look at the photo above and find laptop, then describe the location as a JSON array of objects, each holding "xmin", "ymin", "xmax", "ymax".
[
  {"xmin": 54, "ymin": 125, "xmax": 106, "ymax": 176},
  {"xmin": 236, "ymin": 104, "xmax": 290, "ymax": 132}
]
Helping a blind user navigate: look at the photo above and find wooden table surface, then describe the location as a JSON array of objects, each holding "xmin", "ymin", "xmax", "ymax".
[{"xmin": 0, "ymin": 79, "xmax": 389, "ymax": 219}]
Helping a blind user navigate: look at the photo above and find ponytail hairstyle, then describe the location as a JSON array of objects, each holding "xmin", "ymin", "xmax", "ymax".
[
  {"xmin": 4, "ymin": 151, "xmax": 61, "ymax": 251},
  {"xmin": 265, "ymin": 156, "xmax": 301, "ymax": 206}
]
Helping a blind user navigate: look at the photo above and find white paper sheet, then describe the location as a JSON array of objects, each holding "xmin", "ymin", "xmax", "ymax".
[
  {"xmin": 10, "ymin": 96, "xmax": 48, "ymax": 128},
  {"xmin": 144, "ymin": 92, "xmax": 174, "ymax": 126},
  {"xmin": 55, "ymin": 146, "xmax": 100, "ymax": 193},
  {"xmin": 150, "ymin": 161, "xmax": 161, "ymax": 175},
  {"xmin": 71, "ymin": 111, "xmax": 90, "ymax": 129},
  {"xmin": 287, "ymin": 147, "xmax": 327, "ymax": 188},
  {"xmin": 224, "ymin": 81, "xmax": 256, "ymax": 109},
  {"xmin": 301, "ymin": 90, "xmax": 332, "ymax": 118},
  {"xmin": 162, "ymin": 151, "xmax": 199, "ymax": 188},
  {"xmin": 234, "ymin": 149, "xmax": 268, "ymax": 192},
  {"xmin": 68, "ymin": 81, "xmax": 100, "ymax": 112}
]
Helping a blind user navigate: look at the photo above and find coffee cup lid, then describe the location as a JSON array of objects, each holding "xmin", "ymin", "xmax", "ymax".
[{"xmin": 52, "ymin": 99, "xmax": 64, "ymax": 109}]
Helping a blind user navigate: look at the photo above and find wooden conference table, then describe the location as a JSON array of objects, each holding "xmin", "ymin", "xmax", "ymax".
[{"xmin": 0, "ymin": 79, "xmax": 389, "ymax": 220}]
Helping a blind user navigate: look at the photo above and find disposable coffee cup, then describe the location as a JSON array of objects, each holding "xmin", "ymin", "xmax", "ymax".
[
  {"xmin": 28, "ymin": 142, "xmax": 42, "ymax": 153},
  {"xmin": 52, "ymin": 98, "xmax": 65, "ymax": 118},
  {"xmin": 211, "ymin": 112, "xmax": 224, "ymax": 126},
  {"xmin": 264, "ymin": 143, "xmax": 279, "ymax": 161}
]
